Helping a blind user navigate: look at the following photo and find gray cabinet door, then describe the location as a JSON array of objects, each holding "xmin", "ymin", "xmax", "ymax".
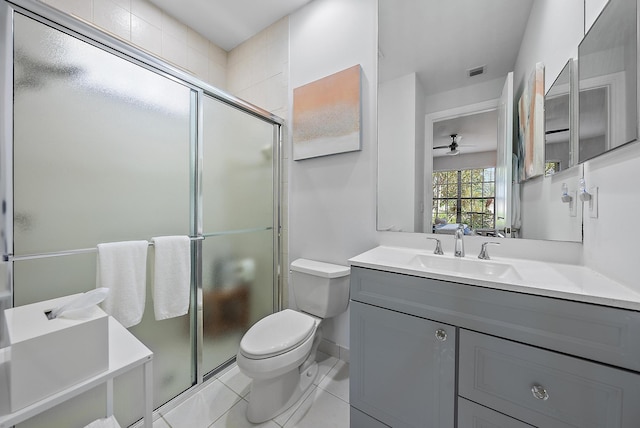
[{"xmin": 350, "ymin": 301, "xmax": 455, "ymax": 428}]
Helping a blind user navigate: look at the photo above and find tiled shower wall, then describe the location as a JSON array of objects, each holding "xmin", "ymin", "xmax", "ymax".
[
  {"xmin": 38, "ymin": 0, "xmax": 291, "ymax": 305},
  {"xmin": 41, "ymin": 0, "xmax": 228, "ymax": 88}
]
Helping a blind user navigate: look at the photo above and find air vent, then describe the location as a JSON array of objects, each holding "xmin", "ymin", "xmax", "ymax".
[{"xmin": 468, "ymin": 65, "xmax": 486, "ymax": 77}]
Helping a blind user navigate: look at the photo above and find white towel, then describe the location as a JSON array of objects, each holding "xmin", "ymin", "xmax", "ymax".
[
  {"xmin": 96, "ymin": 241, "xmax": 148, "ymax": 328},
  {"xmin": 151, "ymin": 236, "xmax": 191, "ymax": 320}
]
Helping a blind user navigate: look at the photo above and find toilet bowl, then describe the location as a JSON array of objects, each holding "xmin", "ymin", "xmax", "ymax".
[{"xmin": 236, "ymin": 259, "xmax": 350, "ymax": 423}]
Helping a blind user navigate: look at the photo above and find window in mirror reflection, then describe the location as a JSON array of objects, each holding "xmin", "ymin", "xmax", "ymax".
[
  {"xmin": 432, "ymin": 168, "xmax": 495, "ymax": 235},
  {"xmin": 545, "ymin": 161, "xmax": 561, "ymax": 176}
]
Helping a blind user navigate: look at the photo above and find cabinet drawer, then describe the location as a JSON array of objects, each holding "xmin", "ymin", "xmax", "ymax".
[
  {"xmin": 458, "ymin": 398, "xmax": 534, "ymax": 428},
  {"xmin": 350, "ymin": 267, "xmax": 640, "ymax": 371},
  {"xmin": 459, "ymin": 329, "xmax": 640, "ymax": 428}
]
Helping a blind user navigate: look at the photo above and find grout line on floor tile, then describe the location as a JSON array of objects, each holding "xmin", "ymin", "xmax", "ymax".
[
  {"xmin": 276, "ymin": 384, "xmax": 318, "ymax": 428},
  {"xmin": 313, "ymin": 354, "xmax": 339, "ymax": 386},
  {"xmin": 316, "ymin": 384, "xmax": 349, "ymax": 405}
]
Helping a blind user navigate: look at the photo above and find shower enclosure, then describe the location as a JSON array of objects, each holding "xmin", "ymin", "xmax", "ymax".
[{"xmin": 0, "ymin": 1, "xmax": 282, "ymax": 426}]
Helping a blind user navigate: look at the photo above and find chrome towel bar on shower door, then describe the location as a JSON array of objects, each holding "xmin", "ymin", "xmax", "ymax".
[{"xmin": 4, "ymin": 236, "xmax": 206, "ymax": 262}]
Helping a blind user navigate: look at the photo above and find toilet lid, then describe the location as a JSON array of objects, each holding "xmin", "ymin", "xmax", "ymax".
[{"xmin": 240, "ymin": 309, "xmax": 316, "ymax": 359}]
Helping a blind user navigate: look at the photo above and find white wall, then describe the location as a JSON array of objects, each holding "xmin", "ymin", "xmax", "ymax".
[
  {"xmin": 288, "ymin": 0, "xmax": 377, "ymax": 348},
  {"xmin": 227, "ymin": 18, "xmax": 289, "ymax": 118},
  {"xmin": 520, "ymin": 167, "xmax": 583, "ymax": 241},
  {"xmin": 378, "ymin": 73, "xmax": 419, "ymax": 232},
  {"xmin": 514, "ymin": 0, "xmax": 584, "ymax": 94},
  {"xmin": 583, "ymin": 142, "xmax": 640, "ymax": 289},
  {"xmin": 576, "ymin": 0, "xmax": 639, "ymax": 289}
]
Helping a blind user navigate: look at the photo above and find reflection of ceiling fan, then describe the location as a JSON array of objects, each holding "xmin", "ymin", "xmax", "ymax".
[
  {"xmin": 434, "ymin": 134, "xmax": 464, "ymax": 156},
  {"xmin": 545, "ymin": 128, "xmax": 569, "ymax": 135}
]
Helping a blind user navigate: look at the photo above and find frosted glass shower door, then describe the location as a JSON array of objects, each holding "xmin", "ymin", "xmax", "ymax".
[
  {"xmin": 201, "ymin": 95, "xmax": 277, "ymax": 374},
  {"xmin": 11, "ymin": 13, "xmax": 194, "ymax": 427}
]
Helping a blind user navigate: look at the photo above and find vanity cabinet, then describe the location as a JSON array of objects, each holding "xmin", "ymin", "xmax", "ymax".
[
  {"xmin": 350, "ymin": 300, "xmax": 455, "ymax": 428},
  {"xmin": 349, "ymin": 266, "xmax": 640, "ymax": 428}
]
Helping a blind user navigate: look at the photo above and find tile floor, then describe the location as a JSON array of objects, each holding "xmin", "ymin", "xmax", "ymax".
[{"xmin": 153, "ymin": 353, "xmax": 350, "ymax": 428}]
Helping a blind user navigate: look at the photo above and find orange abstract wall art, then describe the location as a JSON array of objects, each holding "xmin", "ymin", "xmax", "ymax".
[
  {"xmin": 293, "ymin": 65, "xmax": 362, "ymax": 160},
  {"xmin": 518, "ymin": 62, "xmax": 545, "ymax": 181}
]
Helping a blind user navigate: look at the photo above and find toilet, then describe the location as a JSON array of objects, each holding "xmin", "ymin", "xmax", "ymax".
[{"xmin": 236, "ymin": 258, "xmax": 350, "ymax": 423}]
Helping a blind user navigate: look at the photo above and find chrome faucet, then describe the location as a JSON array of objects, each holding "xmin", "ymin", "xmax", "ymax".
[
  {"xmin": 454, "ymin": 224, "xmax": 465, "ymax": 257},
  {"xmin": 426, "ymin": 237, "xmax": 444, "ymax": 255},
  {"xmin": 478, "ymin": 241, "xmax": 500, "ymax": 260}
]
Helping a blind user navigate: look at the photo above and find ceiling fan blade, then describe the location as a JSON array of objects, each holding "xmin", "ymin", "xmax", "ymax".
[{"xmin": 545, "ymin": 128, "xmax": 569, "ymax": 135}]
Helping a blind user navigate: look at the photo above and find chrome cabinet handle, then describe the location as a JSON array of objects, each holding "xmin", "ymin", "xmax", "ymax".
[
  {"xmin": 435, "ymin": 329, "xmax": 447, "ymax": 341},
  {"xmin": 531, "ymin": 384, "xmax": 549, "ymax": 400}
]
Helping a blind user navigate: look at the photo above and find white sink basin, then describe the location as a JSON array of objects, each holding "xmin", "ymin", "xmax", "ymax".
[
  {"xmin": 349, "ymin": 246, "xmax": 640, "ymax": 311},
  {"xmin": 409, "ymin": 254, "xmax": 522, "ymax": 282}
]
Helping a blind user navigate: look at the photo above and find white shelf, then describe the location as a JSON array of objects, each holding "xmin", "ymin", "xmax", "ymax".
[{"xmin": 0, "ymin": 317, "xmax": 153, "ymax": 428}]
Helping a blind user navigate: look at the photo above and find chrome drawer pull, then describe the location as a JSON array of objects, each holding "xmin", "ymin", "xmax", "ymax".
[
  {"xmin": 435, "ymin": 329, "xmax": 447, "ymax": 341},
  {"xmin": 531, "ymin": 384, "xmax": 549, "ymax": 401}
]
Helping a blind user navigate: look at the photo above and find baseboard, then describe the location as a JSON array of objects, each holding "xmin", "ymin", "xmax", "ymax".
[{"xmin": 318, "ymin": 338, "xmax": 349, "ymax": 363}]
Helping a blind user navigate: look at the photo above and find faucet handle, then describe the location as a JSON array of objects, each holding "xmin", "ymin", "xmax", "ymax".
[
  {"xmin": 426, "ymin": 237, "xmax": 444, "ymax": 255},
  {"xmin": 478, "ymin": 241, "xmax": 500, "ymax": 260}
]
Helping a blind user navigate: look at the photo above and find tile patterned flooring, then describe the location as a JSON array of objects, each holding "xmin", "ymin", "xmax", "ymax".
[{"xmin": 153, "ymin": 353, "xmax": 350, "ymax": 428}]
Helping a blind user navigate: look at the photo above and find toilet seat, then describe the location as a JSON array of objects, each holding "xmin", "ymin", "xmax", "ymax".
[{"xmin": 240, "ymin": 309, "xmax": 316, "ymax": 359}]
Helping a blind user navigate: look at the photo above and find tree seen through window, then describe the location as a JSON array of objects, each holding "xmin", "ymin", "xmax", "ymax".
[{"xmin": 432, "ymin": 168, "xmax": 495, "ymax": 231}]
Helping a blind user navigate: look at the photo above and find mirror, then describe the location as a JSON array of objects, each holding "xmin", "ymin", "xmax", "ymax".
[
  {"xmin": 377, "ymin": 0, "xmax": 585, "ymax": 242},
  {"xmin": 545, "ymin": 60, "xmax": 573, "ymax": 176},
  {"xmin": 579, "ymin": 0, "xmax": 638, "ymax": 163}
]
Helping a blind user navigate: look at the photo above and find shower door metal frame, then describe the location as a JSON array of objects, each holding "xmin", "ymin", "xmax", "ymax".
[{"xmin": 1, "ymin": 0, "xmax": 283, "ymax": 419}]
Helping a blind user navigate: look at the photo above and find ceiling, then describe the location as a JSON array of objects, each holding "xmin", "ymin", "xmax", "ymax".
[
  {"xmin": 378, "ymin": 0, "xmax": 534, "ymax": 96},
  {"xmin": 149, "ymin": 0, "xmax": 312, "ymax": 51},
  {"xmin": 433, "ymin": 110, "xmax": 498, "ymax": 157}
]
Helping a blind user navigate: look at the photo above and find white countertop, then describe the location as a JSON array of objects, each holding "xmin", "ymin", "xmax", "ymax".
[{"xmin": 349, "ymin": 245, "xmax": 640, "ymax": 311}]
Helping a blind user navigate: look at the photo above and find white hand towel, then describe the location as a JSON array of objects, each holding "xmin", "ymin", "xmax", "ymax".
[
  {"xmin": 96, "ymin": 240, "xmax": 148, "ymax": 328},
  {"xmin": 151, "ymin": 236, "xmax": 191, "ymax": 320}
]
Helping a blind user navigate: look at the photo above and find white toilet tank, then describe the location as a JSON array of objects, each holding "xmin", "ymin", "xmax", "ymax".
[{"xmin": 290, "ymin": 259, "xmax": 350, "ymax": 318}]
